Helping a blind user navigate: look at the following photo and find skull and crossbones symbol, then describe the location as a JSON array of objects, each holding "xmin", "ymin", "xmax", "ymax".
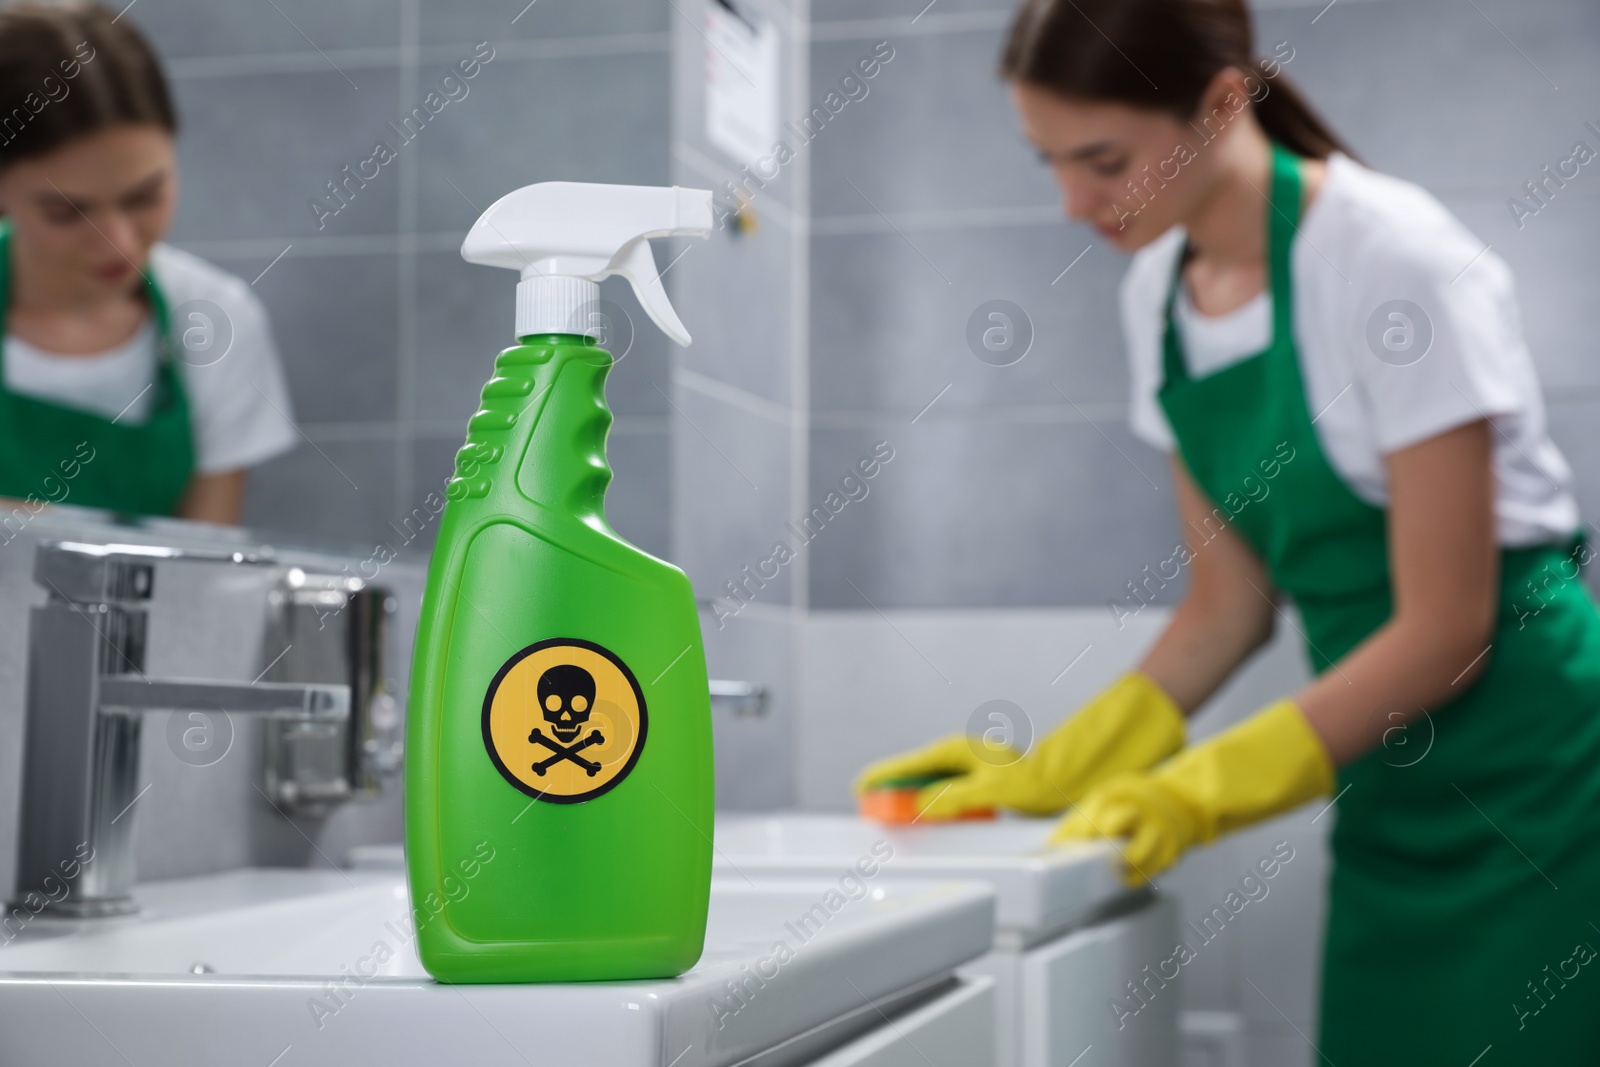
[{"xmin": 528, "ymin": 663, "xmax": 605, "ymax": 777}]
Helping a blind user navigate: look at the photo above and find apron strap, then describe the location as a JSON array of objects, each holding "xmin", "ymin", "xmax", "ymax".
[
  {"xmin": 1158, "ymin": 245, "xmax": 1189, "ymax": 389},
  {"xmin": 0, "ymin": 222, "xmax": 12, "ymax": 380},
  {"xmin": 1159, "ymin": 142, "xmax": 1305, "ymax": 390},
  {"xmin": 1266, "ymin": 142, "xmax": 1303, "ymax": 346}
]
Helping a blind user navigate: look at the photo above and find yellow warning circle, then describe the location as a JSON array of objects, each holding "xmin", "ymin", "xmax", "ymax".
[{"xmin": 481, "ymin": 638, "xmax": 647, "ymax": 804}]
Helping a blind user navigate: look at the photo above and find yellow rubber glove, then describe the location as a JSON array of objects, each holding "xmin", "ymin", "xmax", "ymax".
[
  {"xmin": 853, "ymin": 673, "xmax": 1186, "ymax": 820},
  {"xmin": 1052, "ymin": 700, "xmax": 1334, "ymax": 885}
]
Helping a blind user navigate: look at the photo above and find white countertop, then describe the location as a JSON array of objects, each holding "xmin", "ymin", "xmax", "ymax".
[
  {"xmin": 714, "ymin": 813, "xmax": 1129, "ymax": 939},
  {"xmin": 0, "ymin": 866, "xmax": 996, "ymax": 1067}
]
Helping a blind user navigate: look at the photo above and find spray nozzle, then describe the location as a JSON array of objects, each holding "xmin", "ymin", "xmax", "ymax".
[{"xmin": 461, "ymin": 181, "xmax": 713, "ymax": 347}]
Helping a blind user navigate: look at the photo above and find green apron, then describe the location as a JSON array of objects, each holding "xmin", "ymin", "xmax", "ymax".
[
  {"xmin": 0, "ymin": 224, "xmax": 195, "ymax": 517},
  {"xmin": 1159, "ymin": 144, "xmax": 1600, "ymax": 1062}
]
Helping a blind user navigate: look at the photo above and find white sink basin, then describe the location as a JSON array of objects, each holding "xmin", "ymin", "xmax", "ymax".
[
  {"xmin": 714, "ymin": 814, "xmax": 1126, "ymax": 938},
  {"xmin": 0, "ymin": 867, "xmax": 995, "ymax": 1067}
]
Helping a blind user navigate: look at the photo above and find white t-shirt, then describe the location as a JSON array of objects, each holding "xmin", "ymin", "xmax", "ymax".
[
  {"xmin": 1123, "ymin": 153, "xmax": 1578, "ymax": 546},
  {"xmin": 4, "ymin": 243, "xmax": 298, "ymax": 474}
]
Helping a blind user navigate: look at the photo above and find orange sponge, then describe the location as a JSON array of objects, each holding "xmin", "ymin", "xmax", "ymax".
[{"xmin": 858, "ymin": 775, "xmax": 997, "ymax": 825}]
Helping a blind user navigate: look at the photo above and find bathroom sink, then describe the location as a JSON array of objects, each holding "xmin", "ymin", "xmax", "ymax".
[
  {"xmin": 0, "ymin": 867, "xmax": 994, "ymax": 1067},
  {"xmin": 714, "ymin": 814, "xmax": 1126, "ymax": 938}
]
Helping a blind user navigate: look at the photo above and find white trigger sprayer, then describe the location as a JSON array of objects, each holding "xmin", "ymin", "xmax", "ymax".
[{"xmin": 460, "ymin": 181, "xmax": 714, "ymax": 346}]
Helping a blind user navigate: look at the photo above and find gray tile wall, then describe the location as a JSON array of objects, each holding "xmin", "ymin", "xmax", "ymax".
[
  {"xmin": 147, "ymin": 0, "xmax": 673, "ymax": 560},
  {"xmin": 669, "ymin": 0, "xmax": 810, "ymax": 809},
  {"xmin": 805, "ymin": 13, "xmax": 1176, "ymax": 610},
  {"xmin": 805, "ymin": 0, "xmax": 1600, "ymax": 611}
]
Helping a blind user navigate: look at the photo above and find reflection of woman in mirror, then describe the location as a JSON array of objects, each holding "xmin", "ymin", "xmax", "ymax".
[{"xmin": 0, "ymin": 2, "xmax": 295, "ymax": 523}]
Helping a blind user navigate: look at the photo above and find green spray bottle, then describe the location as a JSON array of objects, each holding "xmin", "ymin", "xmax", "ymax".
[{"xmin": 405, "ymin": 182, "xmax": 715, "ymax": 983}]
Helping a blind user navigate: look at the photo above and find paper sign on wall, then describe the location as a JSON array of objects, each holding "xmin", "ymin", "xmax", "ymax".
[{"xmin": 704, "ymin": 0, "xmax": 779, "ymax": 168}]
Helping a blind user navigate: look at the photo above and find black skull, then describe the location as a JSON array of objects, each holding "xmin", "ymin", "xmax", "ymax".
[{"xmin": 538, "ymin": 663, "xmax": 596, "ymax": 743}]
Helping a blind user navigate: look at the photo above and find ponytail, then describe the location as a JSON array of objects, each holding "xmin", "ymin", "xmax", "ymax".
[
  {"xmin": 1245, "ymin": 60, "xmax": 1349, "ymax": 160},
  {"xmin": 1000, "ymin": 0, "xmax": 1355, "ymax": 161}
]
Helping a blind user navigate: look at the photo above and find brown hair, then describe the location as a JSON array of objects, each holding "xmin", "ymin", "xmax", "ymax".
[
  {"xmin": 0, "ymin": 1, "xmax": 176, "ymax": 166},
  {"xmin": 1000, "ymin": 0, "xmax": 1353, "ymax": 160}
]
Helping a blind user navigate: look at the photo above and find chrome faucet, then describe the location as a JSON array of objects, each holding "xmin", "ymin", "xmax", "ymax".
[
  {"xmin": 261, "ymin": 566, "xmax": 402, "ymax": 812},
  {"xmin": 709, "ymin": 678, "xmax": 770, "ymax": 718},
  {"xmin": 11, "ymin": 541, "xmax": 351, "ymax": 918}
]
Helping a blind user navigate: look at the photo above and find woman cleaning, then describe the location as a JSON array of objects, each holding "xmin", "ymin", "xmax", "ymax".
[
  {"xmin": 0, "ymin": 2, "xmax": 295, "ymax": 522},
  {"xmin": 858, "ymin": 0, "xmax": 1600, "ymax": 1059}
]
